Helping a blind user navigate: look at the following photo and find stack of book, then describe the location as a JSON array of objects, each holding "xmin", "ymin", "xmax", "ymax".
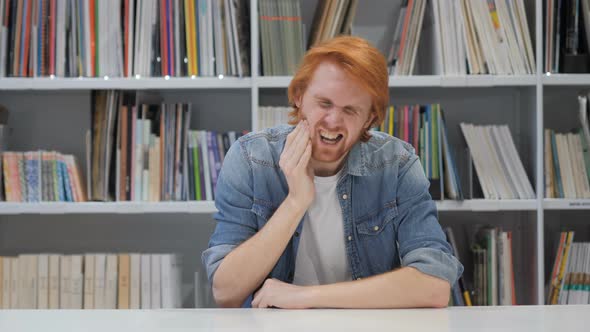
[
  {"xmin": 258, "ymin": 0, "xmax": 305, "ymax": 75},
  {"xmin": 307, "ymin": 0, "xmax": 358, "ymax": 48},
  {"xmin": 430, "ymin": 0, "xmax": 534, "ymax": 75},
  {"xmin": 547, "ymin": 232, "xmax": 590, "ymax": 305},
  {"xmin": 386, "ymin": 0, "xmax": 427, "ymax": 75},
  {"xmin": 443, "ymin": 227, "xmax": 472, "ymax": 306},
  {"xmin": 258, "ymin": 106, "xmax": 290, "ymax": 130},
  {"xmin": 380, "ymin": 104, "xmax": 462, "ymax": 200},
  {"xmin": 0, "ymin": 253, "xmax": 183, "ymax": 309},
  {"xmin": 545, "ymin": 0, "xmax": 590, "ymax": 73},
  {"xmin": 460, "ymin": 123, "xmax": 535, "ymax": 199},
  {"xmin": 89, "ymin": 90, "xmax": 246, "ymax": 202},
  {"xmin": 0, "ymin": 0, "xmax": 250, "ymax": 78},
  {"xmin": 1, "ymin": 151, "xmax": 85, "ymax": 202},
  {"xmin": 471, "ymin": 227, "xmax": 517, "ymax": 306},
  {"xmin": 545, "ymin": 92, "xmax": 590, "ymax": 198}
]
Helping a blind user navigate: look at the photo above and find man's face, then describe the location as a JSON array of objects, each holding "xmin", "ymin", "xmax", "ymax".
[{"xmin": 297, "ymin": 61, "xmax": 374, "ymax": 172}]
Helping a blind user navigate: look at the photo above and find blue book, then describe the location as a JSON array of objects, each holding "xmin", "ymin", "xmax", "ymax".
[
  {"xmin": 60, "ymin": 157, "xmax": 73, "ymax": 202},
  {"xmin": 25, "ymin": 152, "xmax": 40, "ymax": 202},
  {"xmin": 19, "ymin": 0, "xmax": 29, "ymax": 75},
  {"xmin": 426, "ymin": 105, "xmax": 432, "ymax": 179},
  {"xmin": 440, "ymin": 110, "xmax": 463, "ymax": 200},
  {"xmin": 54, "ymin": 154, "xmax": 65, "ymax": 201}
]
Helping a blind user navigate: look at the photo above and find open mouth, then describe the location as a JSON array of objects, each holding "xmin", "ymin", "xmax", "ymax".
[{"xmin": 319, "ymin": 130, "xmax": 343, "ymax": 145}]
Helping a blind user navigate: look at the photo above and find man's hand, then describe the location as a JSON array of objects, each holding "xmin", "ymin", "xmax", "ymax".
[
  {"xmin": 279, "ymin": 120, "xmax": 315, "ymax": 210},
  {"xmin": 252, "ymin": 278, "xmax": 313, "ymax": 309}
]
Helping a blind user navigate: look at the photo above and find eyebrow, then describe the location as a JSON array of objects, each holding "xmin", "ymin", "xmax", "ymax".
[{"xmin": 313, "ymin": 95, "xmax": 362, "ymax": 112}]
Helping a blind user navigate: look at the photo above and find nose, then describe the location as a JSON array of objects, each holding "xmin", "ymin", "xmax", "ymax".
[{"xmin": 322, "ymin": 108, "xmax": 344, "ymax": 126}]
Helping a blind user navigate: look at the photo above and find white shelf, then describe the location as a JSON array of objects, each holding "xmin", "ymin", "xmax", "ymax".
[
  {"xmin": 256, "ymin": 76, "xmax": 293, "ymax": 88},
  {"xmin": 436, "ymin": 199, "xmax": 537, "ymax": 211},
  {"xmin": 542, "ymin": 74, "xmax": 590, "ymax": 85},
  {"xmin": 543, "ymin": 199, "xmax": 590, "ymax": 210},
  {"xmin": 255, "ymin": 75, "xmax": 536, "ymax": 88},
  {"xmin": 390, "ymin": 75, "xmax": 536, "ymax": 87},
  {"xmin": 0, "ymin": 77, "xmax": 252, "ymax": 90},
  {"xmin": 0, "ymin": 201, "xmax": 217, "ymax": 215},
  {"xmin": 0, "ymin": 200, "xmax": 539, "ymax": 215}
]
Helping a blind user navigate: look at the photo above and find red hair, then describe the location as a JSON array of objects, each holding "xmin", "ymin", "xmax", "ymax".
[{"xmin": 287, "ymin": 36, "xmax": 389, "ymax": 142}]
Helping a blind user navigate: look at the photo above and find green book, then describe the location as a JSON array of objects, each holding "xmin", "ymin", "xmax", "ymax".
[
  {"xmin": 432, "ymin": 105, "xmax": 439, "ymax": 179},
  {"xmin": 419, "ymin": 121, "xmax": 425, "ymax": 173},
  {"xmin": 193, "ymin": 133, "xmax": 202, "ymax": 201}
]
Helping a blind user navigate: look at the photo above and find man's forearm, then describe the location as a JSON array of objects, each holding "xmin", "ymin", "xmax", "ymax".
[
  {"xmin": 307, "ymin": 267, "xmax": 451, "ymax": 309},
  {"xmin": 212, "ymin": 196, "xmax": 306, "ymax": 307}
]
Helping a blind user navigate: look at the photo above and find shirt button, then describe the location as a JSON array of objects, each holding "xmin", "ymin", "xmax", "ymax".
[
  {"xmin": 294, "ymin": 231, "xmax": 300, "ymax": 237},
  {"xmin": 342, "ymin": 194, "xmax": 348, "ymax": 200},
  {"xmin": 373, "ymin": 226, "xmax": 379, "ymax": 231},
  {"xmin": 347, "ymin": 235, "xmax": 352, "ymax": 241}
]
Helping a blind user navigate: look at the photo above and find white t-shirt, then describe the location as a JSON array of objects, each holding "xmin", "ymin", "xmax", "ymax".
[{"xmin": 292, "ymin": 169, "xmax": 352, "ymax": 286}]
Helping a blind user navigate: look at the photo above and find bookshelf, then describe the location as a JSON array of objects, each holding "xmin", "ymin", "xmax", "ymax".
[
  {"xmin": 0, "ymin": 77, "xmax": 253, "ymax": 90},
  {"xmin": 0, "ymin": 0, "xmax": 589, "ymax": 308}
]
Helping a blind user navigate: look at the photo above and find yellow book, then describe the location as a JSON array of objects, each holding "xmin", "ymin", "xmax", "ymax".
[
  {"xmin": 463, "ymin": 290, "xmax": 472, "ymax": 306},
  {"xmin": 388, "ymin": 106, "xmax": 394, "ymax": 136},
  {"xmin": 190, "ymin": 0, "xmax": 199, "ymax": 75},
  {"xmin": 118, "ymin": 254, "xmax": 131, "ymax": 309},
  {"xmin": 184, "ymin": 0, "xmax": 193, "ymax": 75},
  {"xmin": 551, "ymin": 231, "xmax": 574, "ymax": 304}
]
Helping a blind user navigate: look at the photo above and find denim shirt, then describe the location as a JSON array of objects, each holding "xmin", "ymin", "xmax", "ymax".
[{"xmin": 202, "ymin": 125, "xmax": 464, "ymax": 307}]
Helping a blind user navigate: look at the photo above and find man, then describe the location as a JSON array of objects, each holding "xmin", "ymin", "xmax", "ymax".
[{"xmin": 202, "ymin": 36, "xmax": 463, "ymax": 309}]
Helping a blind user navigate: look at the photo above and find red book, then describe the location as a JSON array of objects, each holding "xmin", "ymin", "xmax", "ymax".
[
  {"xmin": 168, "ymin": 0, "xmax": 174, "ymax": 76},
  {"xmin": 49, "ymin": 0, "xmax": 56, "ymax": 76},
  {"xmin": 89, "ymin": 0, "xmax": 96, "ymax": 76},
  {"xmin": 396, "ymin": 0, "xmax": 414, "ymax": 72},
  {"xmin": 508, "ymin": 231, "xmax": 517, "ymax": 305},
  {"xmin": 130, "ymin": 106, "xmax": 137, "ymax": 201},
  {"xmin": 160, "ymin": 0, "xmax": 168, "ymax": 75},
  {"xmin": 22, "ymin": 0, "xmax": 32, "ymax": 77},
  {"xmin": 123, "ymin": 0, "xmax": 130, "ymax": 76}
]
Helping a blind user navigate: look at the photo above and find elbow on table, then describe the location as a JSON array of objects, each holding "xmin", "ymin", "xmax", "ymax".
[
  {"xmin": 426, "ymin": 280, "xmax": 451, "ymax": 308},
  {"xmin": 212, "ymin": 284, "xmax": 243, "ymax": 308},
  {"xmin": 211, "ymin": 275, "xmax": 247, "ymax": 308}
]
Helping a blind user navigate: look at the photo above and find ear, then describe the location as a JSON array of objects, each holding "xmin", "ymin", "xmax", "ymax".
[
  {"xmin": 295, "ymin": 95, "xmax": 302, "ymax": 109},
  {"xmin": 364, "ymin": 112, "xmax": 376, "ymax": 129}
]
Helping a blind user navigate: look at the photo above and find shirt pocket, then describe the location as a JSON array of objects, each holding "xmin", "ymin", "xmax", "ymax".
[{"xmin": 355, "ymin": 200, "xmax": 398, "ymax": 237}]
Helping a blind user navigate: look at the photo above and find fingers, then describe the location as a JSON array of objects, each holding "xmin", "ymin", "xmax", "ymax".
[
  {"xmin": 296, "ymin": 141, "xmax": 312, "ymax": 171},
  {"xmin": 284, "ymin": 121, "xmax": 310, "ymax": 170},
  {"xmin": 287, "ymin": 122, "xmax": 310, "ymax": 164},
  {"xmin": 252, "ymin": 289, "xmax": 262, "ymax": 308},
  {"xmin": 283, "ymin": 121, "xmax": 302, "ymax": 156}
]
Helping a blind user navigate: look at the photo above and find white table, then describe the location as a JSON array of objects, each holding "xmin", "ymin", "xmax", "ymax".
[{"xmin": 1, "ymin": 305, "xmax": 589, "ymax": 331}]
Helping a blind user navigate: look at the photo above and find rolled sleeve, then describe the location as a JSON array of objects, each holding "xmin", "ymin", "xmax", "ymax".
[
  {"xmin": 202, "ymin": 244, "xmax": 237, "ymax": 285},
  {"xmin": 395, "ymin": 154, "xmax": 464, "ymax": 286},
  {"xmin": 201, "ymin": 140, "xmax": 258, "ymax": 288},
  {"xmin": 402, "ymin": 247, "xmax": 463, "ymax": 286}
]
